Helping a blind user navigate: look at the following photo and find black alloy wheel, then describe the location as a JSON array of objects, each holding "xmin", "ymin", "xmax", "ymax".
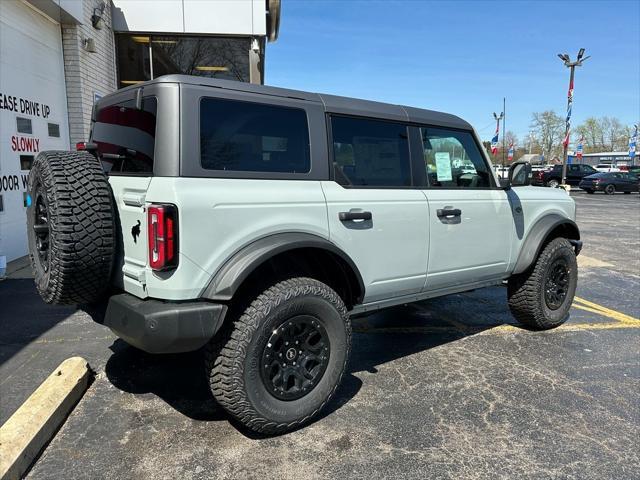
[
  {"xmin": 544, "ymin": 259, "xmax": 570, "ymax": 310},
  {"xmin": 605, "ymin": 184, "xmax": 616, "ymax": 195},
  {"xmin": 32, "ymin": 188, "xmax": 50, "ymax": 273},
  {"xmin": 260, "ymin": 315, "xmax": 330, "ymax": 401}
]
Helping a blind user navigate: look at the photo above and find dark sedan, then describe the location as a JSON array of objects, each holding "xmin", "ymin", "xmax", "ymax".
[{"xmin": 579, "ymin": 172, "xmax": 639, "ymax": 194}]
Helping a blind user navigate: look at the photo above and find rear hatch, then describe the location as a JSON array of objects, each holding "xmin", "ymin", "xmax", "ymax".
[{"xmin": 89, "ymin": 94, "xmax": 158, "ymax": 297}]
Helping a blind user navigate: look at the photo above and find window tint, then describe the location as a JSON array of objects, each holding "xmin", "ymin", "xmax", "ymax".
[
  {"xmin": 331, "ymin": 116, "xmax": 411, "ymax": 187},
  {"xmin": 421, "ymin": 127, "xmax": 491, "ymax": 188},
  {"xmin": 91, "ymin": 97, "xmax": 157, "ymax": 174},
  {"xmin": 200, "ymin": 98, "xmax": 310, "ymax": 174}
]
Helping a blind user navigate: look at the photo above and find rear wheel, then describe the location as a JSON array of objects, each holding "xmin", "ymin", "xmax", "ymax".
[
  {"xmin": 585, "ymin": 189, "xmax": 594, "ymax": 194},
  {"xmin": 546, "ymin": 178, "xmax": 560, "ymax": 188},
  {"xmin": 508, "ymin": 238, "xmax": 578, "ymax": 330},
  {"xmin": 27, "ymin": 151, "xmax": 115, "ymax": 305},
  {"xmin": 205, "ymin": 277, "xmax": 351, "ymax": 434},
  {"xmin": 604, "ymin": 184, "xmax": 616, "ymax": 195}
]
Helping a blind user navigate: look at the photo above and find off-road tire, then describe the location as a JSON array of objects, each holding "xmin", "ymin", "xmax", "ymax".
[
  {"xmin": 507, "ymin": 237, "xmax": 577, "ymax": 330},
  {"xmin": 204, "ymin": 277, "xmax": 351, "ymax": 434},
  {"xmin": 27, "ymin": 151, "xmax": 115, "ymax": 304}
]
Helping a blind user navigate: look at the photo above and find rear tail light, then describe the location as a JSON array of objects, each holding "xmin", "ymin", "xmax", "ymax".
[
  {"xmin": 147, "ymin": 204, "xmax": 178, "ymax": 271},
  {"xmin": 76, "ymin": 142, "xmax": 86, "ymax": 151}
]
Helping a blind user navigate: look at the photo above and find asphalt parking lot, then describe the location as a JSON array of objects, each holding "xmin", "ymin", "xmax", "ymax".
[{"xmin": 1, "ymin": 191, "xmax": 638, "ymax": 479}]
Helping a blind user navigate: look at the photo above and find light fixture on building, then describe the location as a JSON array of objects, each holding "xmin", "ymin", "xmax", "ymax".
[
  {"xmin": 91, "ymin": 2, "xmax": 107, "ymax": 30},
  {"xmin": 83, "ymin": 37, "xmax": 97, "ymax": 53},
  {"xmin": 251, "ymin": 38, "xmax": 260, "ymax": 54}
]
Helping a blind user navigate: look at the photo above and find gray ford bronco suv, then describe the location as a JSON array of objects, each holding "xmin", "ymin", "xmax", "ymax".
[{"xmin": 27, "ymin": 75, "xmax": 582, "ymax": 433}]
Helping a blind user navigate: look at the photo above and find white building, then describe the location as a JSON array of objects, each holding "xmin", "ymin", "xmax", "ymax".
[{"xmin": 0, "ymin": 0, "xmax": 280, "ymax": 263}]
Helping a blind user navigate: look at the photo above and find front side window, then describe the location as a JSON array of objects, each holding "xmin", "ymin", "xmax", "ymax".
[
  {"xmin": 331, "ymin": 116, "xmax": 411, "ymax": 187},
  {"xmin": 421, "ymin": 127, "xmax": 491, "ymax": 188},
  {"xmin": 91, "ymin": 97, "xmax": 157, "ymax": 174},
  {"xmin": 200, "ymin": 98, "xmax": 310, "ymax": 174}
]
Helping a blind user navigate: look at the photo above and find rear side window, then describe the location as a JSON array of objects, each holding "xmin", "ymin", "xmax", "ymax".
[
  {"xmin": 331, "ymin": 116, "xmax": 411, "ymax": 187},
  {"xmin": 200, "ymin": 98, "xmax": 310, "ymax": 174},
  {"xmin": 91, "ymin": 97, "xmax": 157, "ymax": 174}
]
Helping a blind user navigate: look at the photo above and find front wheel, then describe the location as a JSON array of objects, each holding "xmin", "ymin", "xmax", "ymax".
[
  {"xmin": 205, "ymin": 277, "xmax": 351, "ymax": 434},
  {"xmin": 508, "ymin": 238, "xmax": 578, "ymax": 330}
]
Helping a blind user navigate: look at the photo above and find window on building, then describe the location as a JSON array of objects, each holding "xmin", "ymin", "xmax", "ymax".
[
  {"xmin": 16, "ymin": 117, "xmax": 32, "ymax": 134},
  {"xmin": 331, "ymin": 116, "xmax": 411, "ymax": 187},
  {"xmin": 20, "ymin": 155, "xmax": 34, "ymax": 170},
  {"xmin": 200, "ymin": 98, "xmax": 310, "ymax": 174},
  {"xmin": 47, "ymin": 123, "xmax": 60, "ymax": 137},
  {"xmin": 115, "ymin": 34, "xmax": 251, "ymax": 88},
  {"xmin": 91, "ymin": 97, "xmax": 157, "ymax": 174},
  {"xmin": 421, "ymin": 127, "xmax": 492, "ymax": 188}
]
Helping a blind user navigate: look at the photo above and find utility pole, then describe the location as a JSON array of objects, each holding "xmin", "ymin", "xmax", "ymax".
[{"xmin": 558, "ymin": 48, "xmax": 590, "ymax": 187}]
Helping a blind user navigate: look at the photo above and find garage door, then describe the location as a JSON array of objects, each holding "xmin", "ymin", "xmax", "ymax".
[{"xmin": 0, "ymin": 0, "xmax": 69, "ymax": 262}]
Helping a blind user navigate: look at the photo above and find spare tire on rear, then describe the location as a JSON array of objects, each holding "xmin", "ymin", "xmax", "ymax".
[{"xmin": 27, "ymin": 151, "xmax": 115, "ymax": 305}]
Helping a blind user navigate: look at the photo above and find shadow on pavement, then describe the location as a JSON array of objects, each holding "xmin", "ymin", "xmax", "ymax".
[
  {"xmin": 103, "ymin": 296, "xmax": 504, "ymax": 436},
  {"xmin": 0, "ymin": 279, "xmax": 77, "ymax": 368}
]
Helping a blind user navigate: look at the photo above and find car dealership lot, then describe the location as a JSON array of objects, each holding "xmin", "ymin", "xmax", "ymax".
[{"xmin": 1, "ymin": 191, "xmax": 638, "ymax": 480}]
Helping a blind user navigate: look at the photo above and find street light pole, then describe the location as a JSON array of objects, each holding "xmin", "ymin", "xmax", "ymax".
[{"xmin": 558, "ymin": 48, "xmax": 590, "ymax": 187}]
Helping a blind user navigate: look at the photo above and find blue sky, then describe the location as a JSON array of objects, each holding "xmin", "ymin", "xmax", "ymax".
[{"xmin": 266, "ymin": 0, "xmax": 640, "ymax": 144}]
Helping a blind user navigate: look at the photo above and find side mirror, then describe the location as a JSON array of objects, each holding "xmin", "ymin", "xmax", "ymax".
[{"xmin": 508, "ymin": 161, "xmax": 532, "ymax": 187}]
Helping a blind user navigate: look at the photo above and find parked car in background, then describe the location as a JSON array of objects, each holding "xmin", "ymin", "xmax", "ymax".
[
  {"xmin": 578, "ymin": 172, "xmax": 639, "ymax": 194},
  {"xmin": 594, "ymin": 163, "xmax": 620, "ymax": 173},
  {"xmin": 619, "ymin": 165, "xmax": 640, "ymax": 174},
  {"xmin": 532, "ymin": 164, "xmax": 598, "ymax": 188}
]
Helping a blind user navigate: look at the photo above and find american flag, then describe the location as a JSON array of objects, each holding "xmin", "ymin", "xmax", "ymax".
[{"xmin": 508, "ymin": 143, "xmax": 514, "ymax": 161}]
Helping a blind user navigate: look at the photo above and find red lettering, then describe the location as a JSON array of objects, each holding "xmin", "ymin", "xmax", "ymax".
[
  {"xmin": 11, "ymin": 136, "xmax": 17, "ymax": 151},
  {"xmin": 34, "ymin": 138, "xmax": 39, "ymax": 152},
  {"xmin": 10, "ymin": 135, "xmax": 40, "ymax": 152}
]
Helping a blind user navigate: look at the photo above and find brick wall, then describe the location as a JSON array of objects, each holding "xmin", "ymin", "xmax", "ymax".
[{"xmin": 62, "ymin": 0, "xmax": 117, "ymax": 145}]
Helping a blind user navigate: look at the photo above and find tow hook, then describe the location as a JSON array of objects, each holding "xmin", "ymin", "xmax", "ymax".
[{"xmin": 569, "ymin": 239, "xmax": 583, "ymax": 256}]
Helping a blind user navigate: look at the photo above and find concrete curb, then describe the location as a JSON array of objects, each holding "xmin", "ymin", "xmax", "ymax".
[{"xmin": 0, "ymin": 357, "xmax": 90, "ymax": 480}]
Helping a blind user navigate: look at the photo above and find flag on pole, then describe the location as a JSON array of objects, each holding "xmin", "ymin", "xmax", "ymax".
[
  {"xmin": 576, "ymin": 135, "xmax": 584, "ymax": 160},
  {"xmin": 508, "ymin": 142, "xmax": 514, "ymax": 161},
  {"xmin": 491, "ymin": 133, "xmax": 499, "ymax": 155},
  {"xmin": 563, "ymin": 78, "xmax": 574, "ymax": 147},
  {"xmin": 490, "ymin": 119, "xmax": 500, "ymax": 155},
  {"xmin": 629, "ymin": 125, "xmax": 638, "ymax": 161}
]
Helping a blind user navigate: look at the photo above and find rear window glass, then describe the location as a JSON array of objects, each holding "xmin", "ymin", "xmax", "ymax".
[
  {"xmin": 200, "ymin": 98, "xmax": 310, "ymax": 174},
  {"xmin": 91, "ymin": 97, "xmax": 157, "ymax": 174}
]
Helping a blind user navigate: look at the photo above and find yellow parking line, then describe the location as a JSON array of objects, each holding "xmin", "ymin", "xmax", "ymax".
[
  {"xmin": 573, "ymin": 296, "xmax": 640, "ymax": 325},
  {"xmin": 489, "ymin": 322, "xmax": 639, "ymax": 334}
]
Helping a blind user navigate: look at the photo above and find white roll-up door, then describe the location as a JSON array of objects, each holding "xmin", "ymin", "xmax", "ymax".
[{"xmin": 0, "ymin": 0, "xmax": 70, "ymax": 262}]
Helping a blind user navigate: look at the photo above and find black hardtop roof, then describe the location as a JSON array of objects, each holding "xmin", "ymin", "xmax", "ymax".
[{"xmin": 121, "ymin": 74, "xmax": 472, "ymax": 130}]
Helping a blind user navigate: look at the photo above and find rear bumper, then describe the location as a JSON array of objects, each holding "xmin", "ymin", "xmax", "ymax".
[{"xmin": 104, "ymin": 294, "xmax": 227, "ymax": 354}]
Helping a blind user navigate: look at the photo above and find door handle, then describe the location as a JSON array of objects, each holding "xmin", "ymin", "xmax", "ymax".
[
  {"xmin": 436, "ymin": 208, "xmax": 461, "ymax": 218},
  {"xmin": 339, "ymin": 211, "xmax": 372, "ymax": 221}
]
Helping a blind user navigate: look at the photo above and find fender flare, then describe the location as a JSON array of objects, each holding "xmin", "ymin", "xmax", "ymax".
[
  {"xmin": 201, "ymin": 232, "xmax": 365, "ymax": 302},
  {"xmin": 513, "ymin": 215, "xmax": 581, "ymax": 275}
]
